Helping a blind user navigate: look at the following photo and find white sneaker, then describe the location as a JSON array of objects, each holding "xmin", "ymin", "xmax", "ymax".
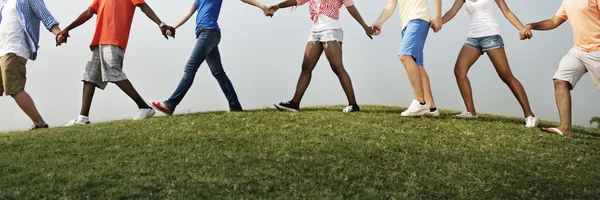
[
  {"xmin": 401, "ymin": 100, "xmax": 430, "ymax": 117},
  {"xmin": 455, "ymin": 111, "xmax": 478, "ymax": 119},
  {"xmin": 134, "ymin": 108, "xmax": 156, "ymax": 120},
  {"xmin": 525, "ymin": 116, "xmax": 539, "ymax": 128},
  {"xmin": 426, "ymin": 108, "xmax": 440, "ymax": 117},
  {"xmin": 65, "ymin": 118, "xmax": 90, "ymax": 127}
]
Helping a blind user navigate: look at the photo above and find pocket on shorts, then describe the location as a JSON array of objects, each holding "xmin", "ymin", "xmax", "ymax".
[{"xmin": 105, "ymin": 46, "xmax": 125, "ymax": 68}]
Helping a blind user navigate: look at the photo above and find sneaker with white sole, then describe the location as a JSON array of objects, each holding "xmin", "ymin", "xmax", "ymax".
[
  {"xmin": 525, "ymin": 116, "xmax": 539, "ymax": 128},
  {"xmin": 426, "ymin": 108, "xmax": 440, "ymax": 117},
  {"xmin": 455, "ymin": 111, "xmax": 478, "ymax": 119},
  {"xmin": 401, "ymin": 100, "xmax": 430, "ymax": 117},
  {"xmin": 342, "ymin": 104, "xmax": 360, "ymax": 113},
  {"xmin": 134, "ymin": 108, "xmax": 156, "ymax": 120},
  {"xmin": 274, "ymin": 101, "xmax": 299, "ymax": 112},
  {"xmin": 65, "ymin": 118, "xmax": 90, "ymax": 127}
]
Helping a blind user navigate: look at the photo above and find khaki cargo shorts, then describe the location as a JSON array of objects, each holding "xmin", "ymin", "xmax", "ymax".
[
  {"xmin": 554, "ymin": 47, "xmax": 600, "ymax": 91},
  {"xmin": 0, "ymin": 53, "xmax": 27, "ymax": 96}
]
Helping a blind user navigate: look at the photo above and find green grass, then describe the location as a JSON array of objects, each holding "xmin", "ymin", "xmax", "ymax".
[{"xmin": 1, "ymin": 105, "xmax": 599, "ymax": 199}]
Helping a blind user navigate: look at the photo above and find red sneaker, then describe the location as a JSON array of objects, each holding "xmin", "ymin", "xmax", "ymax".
[{"xmin": 148, "ymin": 101, "xmax": 173, "ymax": 115}]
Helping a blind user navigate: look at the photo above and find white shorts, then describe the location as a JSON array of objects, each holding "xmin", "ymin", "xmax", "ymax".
[
  {"xmin": 554, "ymin": 47, "xmax": 600, "ymax": 91},
  {"xmin": 308, "ymin": 28, "xmax": 343, "ymax": 43}
]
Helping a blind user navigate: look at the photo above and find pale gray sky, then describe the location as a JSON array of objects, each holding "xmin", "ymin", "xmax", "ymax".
[{"xmin": 1, "ymin": 0, "xmax": 598, "ymax": 132}]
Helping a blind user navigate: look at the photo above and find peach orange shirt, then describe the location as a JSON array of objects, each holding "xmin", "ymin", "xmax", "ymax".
[
  {"xmin": 555, "ymin": 0, "xmax": 600, "ymax": 52},
  {"xmin": 89, "ymin": 0, "xmax": 146, "ymax": 51}
]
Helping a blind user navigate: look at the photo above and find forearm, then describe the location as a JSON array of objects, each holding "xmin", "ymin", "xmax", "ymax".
[
  {"xmin": 50, "ymin": 24, "xmax": 61, "ymax": 36},
  {"xmin": 442, "ymin": 11, "xmax": 456, "ymax": 24},
  {"xmin": 173, "ymin": 14, "xmax": 193, "ymax": 29},
  {"xmin": 433, "ymin": 0, "xmax": 442, "ymax": 17},
  {"xmin": 277, "ymin": 0, "xmax": 297, "ymax": 9},
  {"xmin": 375, "ymin": 8, "xmax": 394, "ymax": 25},
  {"xmin": 139, "ymin": 3, "xmax": 163, "ymax": 26},
  {"xmin": 505, "ymin": 12, "xmax": 525, "ymax": 30},
  {"xmin": 64, "ymin": 10, "xmax": 94, "ymax": 31},
  {"xmin": 241, "ymin": 0, "xmax": 265, "ymax": 9},
  {"xmin": 529, "ymin": 19, "xmax": 559, "ymax": 31},
  {"xmin": 347, "ymin": 6, "xmax": 368, "ymax": 28}
]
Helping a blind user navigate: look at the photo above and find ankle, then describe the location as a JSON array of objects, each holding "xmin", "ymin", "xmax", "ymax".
[
  {"xmin": 77, "ymin": 115, "xmax": 89, "ymax": 121},
  {"xmin": 138, "ymin": 105, "xmax": 151, "ymax": 109}
]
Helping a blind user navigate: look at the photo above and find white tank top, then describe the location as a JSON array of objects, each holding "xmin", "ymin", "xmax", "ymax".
[
  {"xmin": 311, "ymin": 0, "xmax": 342, "ymax": 32},
  {"xmin": 465, "ymin": 0, "xmax": 500, "ymax": 38}
]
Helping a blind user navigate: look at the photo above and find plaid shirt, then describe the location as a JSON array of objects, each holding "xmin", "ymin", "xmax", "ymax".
[
  {"xmin": 0, "ymin": 0, "xmax": 59, "ymax": 60},
  {"xmin": 295, "ymin": 0, "xmax": 354, "ymax": 23}
]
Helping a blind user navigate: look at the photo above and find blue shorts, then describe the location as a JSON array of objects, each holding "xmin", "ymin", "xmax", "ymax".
[
  {"xmin": 464, "ymin": 34, "xmax": 504, "ymax": 54},
  {"xmin": 399, "ymin": 19, "xmax": 430, "ymax": 66}
]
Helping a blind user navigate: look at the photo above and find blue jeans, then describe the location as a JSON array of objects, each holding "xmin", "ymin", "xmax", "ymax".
[
  {"xmin": 164, "ymin": 30, "xmax": 242, "ymax": 111},
  {"xmin": 464, "ymin": 34, "xmax": 505, "ymax": 54}
]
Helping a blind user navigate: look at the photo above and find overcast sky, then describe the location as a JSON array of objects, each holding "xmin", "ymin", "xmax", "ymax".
[{"xmin": 1, "ymin": 0, "xmax": 598, "ymax": 132}]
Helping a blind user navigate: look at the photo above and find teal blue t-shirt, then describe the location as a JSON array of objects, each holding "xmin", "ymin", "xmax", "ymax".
[{"xmin": 195, "ymin": 0, "xmax": 222, "ymax": 35}]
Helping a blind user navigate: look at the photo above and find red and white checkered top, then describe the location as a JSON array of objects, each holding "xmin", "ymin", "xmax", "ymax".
[{"xmin": 294, "ymin": 0, "xmax": 354, "ymax": 23}]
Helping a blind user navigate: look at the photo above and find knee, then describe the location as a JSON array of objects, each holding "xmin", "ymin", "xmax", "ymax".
[
  {"xmin": 301, "ymin": 64, "xmax": 314, "ymax": 73},
  {"xmin": 330, "ymin": 64, "xmax": 345, "ymax": 75},
  {"xmin": 183, "ymin": 63, "xmax": 200, "ymax": 74},
  {"xmin": 499, "ymin": 73, "xmax": 515, "ymax": 84},
  {"xmin": 399, "ymin": 55, "xmax": 414, "ymax": 64},
  {"xmin": 9, "ymin": 90, "xmax": 24, "ymax": 98},
  {"xmin": 212, "ymin": 71, "xmax": 226, "ymax": 78},
  {"xmin": 553, "ymin": 79, "xmax": 570, "ymax": 88},
  {"xmin": 454, "ymin": 67, "xmax": 467, "ymax": 80}
]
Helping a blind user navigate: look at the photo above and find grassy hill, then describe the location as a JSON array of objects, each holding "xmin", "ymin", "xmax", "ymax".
[{"xmin": 1, "ymin": 105, "xmax": 599, "ymax": 199}]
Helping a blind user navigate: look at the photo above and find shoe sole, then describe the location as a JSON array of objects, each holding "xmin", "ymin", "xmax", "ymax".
[
  {"xmin": 65, "ymin": 121, "xmax": 91, "ymax": 127},
  {"xmin": 134, "ymin": 110, "xmax": 156, "ymax": 120},
  {"xmin": 401, "ymin": 110, "xmax": 429, "ymax": 117},
  {"xmin": 425, "ymin": 112, "xmax": 440, "ymax": 117},
  {"xmin": 148, "ymin": 101, "xmax": 173, "ymax": 116},
  {"xmin": 274, "ymin": 104, "xmax": 298, "ymax": 112},
  {"xmin": 455, "ymin": 116, "xmax": 479, "ymax": 119}
]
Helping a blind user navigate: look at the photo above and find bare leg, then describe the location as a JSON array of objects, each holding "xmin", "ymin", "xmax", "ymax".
[
  {"xmin": 79, "ymin": 82, "xmax": 96, "ymax": 116},
  {"xmin": 12, "ymin": 91, "xmax": 46, "ymax": 126},
  {"xmin": 487, "ymin": 47, "xmax": 535, "ymax": 117},
  {"xmin": 291, "ymin": 42, "xmax": 324, "ymax": 104},
  {"xmin": 115, "ymin": 80, "xmax": 151, "ymax": 109},
  {"xmin": 419, "ymin": 67, "xmax": 435, "ymax": 108},
  {"xmin": 454, "ymin": 46, "xmax": 482, "ymax": 115},
  {"xmin": 541, "ymin": 80, "xmax": 573, "ymax": 138},
  {"xmin": 400, "ymin": 55, "xmax": 425, "ymax": 103},
  {"xmin": 322, "ymin": 41, "xmax": 357, "ymax": 104}
]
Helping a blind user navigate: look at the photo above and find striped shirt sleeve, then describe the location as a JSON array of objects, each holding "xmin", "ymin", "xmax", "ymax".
[
  {"xmin": 27, "ymin": 0, "xmax": 58, "ymax": 30},
  {"xmin": 296, "ymin": 0, "xmax": 309, "ymax": 6},
  {"xmin": 342, "ymin": 0, "xmax": 354, "ymax": 7}
]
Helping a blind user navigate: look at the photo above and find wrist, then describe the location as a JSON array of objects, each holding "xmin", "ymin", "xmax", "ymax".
[{"xmin": 159, "ymin": 22, "xmax": 166, "ymax": 28}]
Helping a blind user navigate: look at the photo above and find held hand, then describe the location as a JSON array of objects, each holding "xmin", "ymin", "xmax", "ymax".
[
  {"xmin": 268, "ymin": 5, "xmax": 279, "ymax": 16},
  {"xmin": 262, "ymin": 5, "xmax": 276, "ymax": 17},
  {"xmin": 372, "ymin": 23, "xmax": 382, "ymax": 36},
  {"xmin": 55, "ymin": 30, "xmax": 69, "ymax": 46},
  {"xmin": 519, "ymin": 25, "xmax": 533, "ymax": 40},
  {"xmin": 160, "ymin": 25, "xmax": 176, "ymax": 39},
  {"xmin": 430, "ymin": 16, "xmax": 442, "ymax": 33},
  {"xmin": 364, "ymin": 26, "xmax": 374, "ymax": 39}
]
